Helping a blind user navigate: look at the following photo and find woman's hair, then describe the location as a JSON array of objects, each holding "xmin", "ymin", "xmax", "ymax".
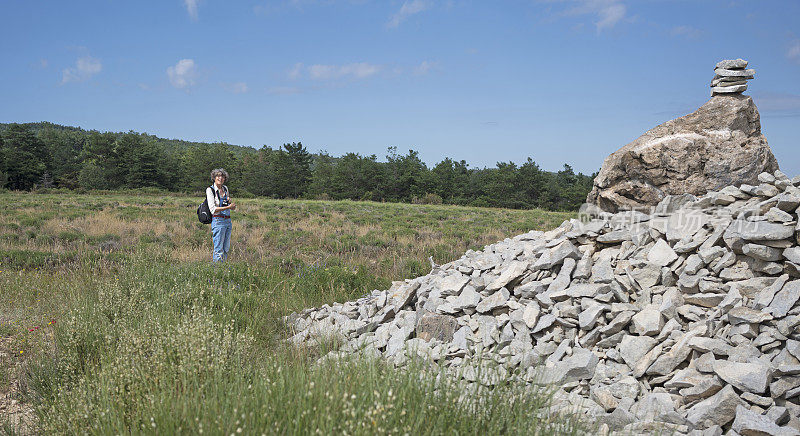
[{"xmin": 210, "ymin": 168, "xmax": 229, "ymax": 183}]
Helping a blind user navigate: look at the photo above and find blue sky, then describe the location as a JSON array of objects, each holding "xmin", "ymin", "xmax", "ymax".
[{"xmin": 2, "ymin": 0, "xmax": 799, "ymax": 175}]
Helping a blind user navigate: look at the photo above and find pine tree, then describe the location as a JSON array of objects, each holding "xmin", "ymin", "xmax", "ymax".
[{"xmin": 1, "ymin": 124, "xmax": 50, "ymax": 190}]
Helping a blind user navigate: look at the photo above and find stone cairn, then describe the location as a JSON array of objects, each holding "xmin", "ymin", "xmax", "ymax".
[
  {"xmin": 711, "ymin": 59, "xmax": 755, "ymax": 96},
  {"xmin": 287, "ymin": 170, "xmax": 800, "ymax": 435}
]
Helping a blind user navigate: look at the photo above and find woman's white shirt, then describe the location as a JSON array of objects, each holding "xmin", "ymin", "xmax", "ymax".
[{"xmin": 206, "ymin": 184, "xmax": 228, "ymax": 214}]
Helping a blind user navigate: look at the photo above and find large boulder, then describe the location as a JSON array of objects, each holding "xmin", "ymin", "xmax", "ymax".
[{"xmin": 587, "ymin": 94, "xmax": 778, "ymax": 212}]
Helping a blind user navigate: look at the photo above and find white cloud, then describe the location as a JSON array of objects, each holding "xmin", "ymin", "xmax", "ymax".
[
  {"xmin": 225, "ymin": 82, "xmax": 249, "ymax": 94},
  {"xmin": 184, "ymin": 0, "xmax": 199, "ymax": 20},
  {"xmin": 61, "ymin": 56, "xmax": 102, "ymax": 84},
  {"xmin": 387, "ymin": 0, "xmax": 430, "ymax": 29},
  {"xmin": 555, "ymin": 0, "xmax": 627, "ymax": 33},
  {"xmin": 594, "ymin": 2, "xmax": 625, "ymax": 32},
  {"xmin": 788, "ymin": 40, "xmax": 800, "ymax": 64},
  {"xmin": 307, "ymin": 62, "xmax": 381, "ymax": 80},
  {"xmin": 167, "ymin": 59, "xmax": 197, "ymax": 88}
]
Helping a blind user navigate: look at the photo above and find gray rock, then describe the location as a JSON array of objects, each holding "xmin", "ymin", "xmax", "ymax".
[
  {"xmin": 475, "ymin": 287, "xmax": 510, "ymax": 313},
  {"xmin": 648, "ymin": 239, "xmax": 678, "ymax": 266},
  {"xmin": 416, "ymin": 313, "xmax": 459, "ymax": 342},
  {"xmin": 721, "ymin": 261, "xmax": 755, "ymax": 281},
  {"xmin": 631, "ymin": 304, "xmax": 664, "ymax": 336},
  {"xmin": 600, "ymin": 407, "xmax": 636, "ymax": 431},
  {"xmin": 712, "ymin": 84, "xmax": 748, "ymax": 94},
  {"xmin": 538, "ymin": 347, "xmax": 599, "ymax": 384},
  {"xmin": 755, "ymin": 274, "xmax": 790, "ymax": 310},
  {"xmin": 714, "ymin": 67, "xmax": 756, "ymax": 77},
  {"xmin": 720, "ymin": 285, "xmax": 743, "ymax": 312},
  {"xmin": 647, "ymin": 329, "xmax": 700, "ymax": 375},
  {"xmin": 591, "ymin": 386, "xmax": 619, "ymax": 412},
  {"xmin": 716, "ymin": 59, "xmax": 748, "ymax": 69},
  {"xmin": 681, "ymin": 377, "xmax": 724, "ymax": 402},
  {"xmin": 391, "ymin": 281, "xmax": 421, "ymax": 310},
  {"xmin": 712, "ymin": 360, "xmax": 771, "ymax": 394},
  {"xmin": 587, "ymin": 95, "xmax": 777, "ymax": 212},
  {"xmin": 728, "ymin": 306, "xmax": 774, "ymax": 324},
  {"xmin": 684, "ymin": 254, "xmax": 706, "ymax": 275},
  {"xmin": 743, "ymin": 243, "xmax": 785, "ymax": 261},
  {"xmin": 633, "ymin": 343, "xmax": 663, "ymax": 378},
  {"xmin": 768, "ymin": 280, "xmax": 800, "ymax": 318},
  {"xmin": 579, "ymin": 303, "xmax": 606, "ymax": 331},
  {"xmin": 777, "ymin": 192, "xmax": 800, "ymax": 212},
  {"xmin": 770, "ymin": 376, "xmax": 800, "ymax": 398},
  {"xmin": 385, "ymin": 325, "xmax": 415, "ymax": 356},
  {"xmin": 591, "ymin": 257, "xmax": 614, "ymax": 283},
  {"xmin": 689, "ymin": 337, "xmax": 732, "ymax": 356},
  {"xmin": 784, "ymin": 247, "xmax": 800, "ymax": 264},
  {"xmin": 731, "ymin": 404, "xmax": 800, "ymax": 436},
  {"xmin": 686, "ymin": 384, "xmax": 742, "ymax": 428},
  {"xmin": 654, "ymin": 194, "xmax": 697, "ymax": 214},
  {"xmin": 597, "ymin": 229, "xmax": 632, "ymax": 243},
  {"xmin": 600, "ymin": 310, "xmax": 635, "ymax": 336},
  {"xmin": 513, "ymin": 280, "xmax": 546, "ymax": 299},
  {"xmin": 451, "ymin": 325, "xmax": 470, "ymax": 350},
  {"xmin": 619, "ymin": 335, "xmax": 658, "ymax": 369},
  {"xmin": 664, "ymin": 367, "xmax": 706, "ymax": 389},
  {"xmin": 711, "ymin": 78, "xmax": 747, "ymax": 87},
  {"xmin": 735, "ymin": 221, "xmax": 795, "ymax": 241},
  {"xmin": 549, "ymin": 240, "xmax": 582, "ymax": 266},
  {"xmin": 531, "ymin": 313, "xmax": 557, "ymax": 334},
  {"xmin": 546, "ymin": 258, "xmax": 576, "ymax": 294},
  {"xmin": 567, "ymin": 283, "xmax": 610, "ymax": 298},
  {"xmin": 573, "ymin": 253, "xmax": 593, "ymax": 279},
  {"xmin": 486, "ymin": 261, "xmax": 528, "ymax": 292},
  {"xmin": 766, "ymin": 207, "xmax": 794, "ymax": 223},
  {"xmin": 741, "ymin": 392, "xmax": 773, "ymax": 408},
  {"xmin": 636, "ymin": 392, "xmax": 676, "ymax": 421},
  {"xmin": 755, "ymin": 183, "xmax": 781, "ymax": 198},
  {"xmin": 699, "ymin": 246, "xmax": 728, "ymax": 264},
  {"xmin": 684, "ymin": 293, "xmax": 726, "ymax": 308},
  {"xmin": 766, "ymin": 406, "xmax": 790, "ymax": 426},
  {"xmin": 522, "ymin": 302, "xmax": 540, "ymax": 329},
  {"xmin": 629, "ymin": 262, "xmax": 663, "ymax": 289}
]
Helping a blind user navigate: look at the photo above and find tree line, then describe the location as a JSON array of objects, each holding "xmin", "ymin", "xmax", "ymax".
[{"xmin": 0, "ymin": 122, "xmax": 596, "ymax": 211}]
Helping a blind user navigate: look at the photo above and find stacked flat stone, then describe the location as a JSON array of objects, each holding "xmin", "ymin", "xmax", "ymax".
[
  {"xmin": 711, "ymin": 58, "xmax": 755, "ymax": 96},
  {"xmin": 287, "ymin": 169, "xmax": 800, "ymax": 435}
]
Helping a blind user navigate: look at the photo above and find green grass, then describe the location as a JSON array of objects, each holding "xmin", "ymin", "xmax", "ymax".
[{"xmin": 0, "ymin": 190, "xmax": 585, "ymax": 435}]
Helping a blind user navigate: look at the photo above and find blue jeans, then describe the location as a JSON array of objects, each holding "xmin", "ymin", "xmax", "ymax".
[{"xmin": 211, "ymin": 217, "xmax": 232, "ymax": 262}]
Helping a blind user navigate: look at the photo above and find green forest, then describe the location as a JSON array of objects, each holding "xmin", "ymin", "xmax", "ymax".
[{"xmin": 0, "ymin": 122, "xmax": 595, "ymax": 210}]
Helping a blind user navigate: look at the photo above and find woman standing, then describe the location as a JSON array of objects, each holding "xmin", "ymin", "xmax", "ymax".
[{"xmin": 206, "ymin": 168, "xmax": 236, "ymax": 262}]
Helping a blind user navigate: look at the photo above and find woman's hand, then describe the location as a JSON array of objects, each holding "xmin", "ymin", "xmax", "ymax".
[{"xmin": 230, "ymin": 201, "xmax": 237, "ymax": 211}]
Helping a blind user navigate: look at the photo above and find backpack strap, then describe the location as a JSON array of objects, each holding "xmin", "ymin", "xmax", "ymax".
[{"xmin": 211, "ymin": 185, "xmax": 221, "ymax": 204}]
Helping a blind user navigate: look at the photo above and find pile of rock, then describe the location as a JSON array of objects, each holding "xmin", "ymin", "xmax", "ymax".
[
  {"xmin": 711, "ymin": 59, "xmax": 755, "ymax": 96},
  {"xmin": 287, "ymin": 169, "xmax": 800, "ymax": 435}
]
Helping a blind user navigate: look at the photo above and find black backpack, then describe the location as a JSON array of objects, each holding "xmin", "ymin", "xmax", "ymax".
[{"xmin": 197, "ymin": 186, "xmax": 213, "ymax": 224}]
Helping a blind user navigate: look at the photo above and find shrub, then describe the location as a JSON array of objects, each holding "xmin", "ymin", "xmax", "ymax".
[{"xmin": 411, "ymin": 192, "xmax": 443, "ymax": 205}]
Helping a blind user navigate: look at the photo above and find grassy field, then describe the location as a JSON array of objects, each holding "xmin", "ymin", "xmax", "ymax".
[{"xmin": 0, "ymin": 189, "xmax": 584, "ymax": 435}]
